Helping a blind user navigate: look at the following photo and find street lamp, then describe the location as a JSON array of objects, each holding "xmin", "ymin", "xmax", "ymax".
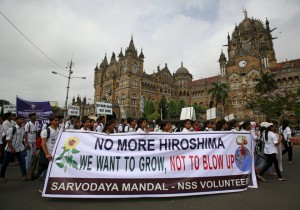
[{"xmin": 52, "ymin": 60, "xmax": 86, "ymax": 122}]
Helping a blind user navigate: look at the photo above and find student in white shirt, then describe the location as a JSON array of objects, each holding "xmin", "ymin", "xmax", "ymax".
[
  {"xmin": 0, "ymin": 116, "xmax": 30, "ymax": 183},
  {"xmin": 257, "ymin": 123, "xmax": 287, "ymax": 182},
  {"xmin": 127, "ymin": 117, "xmax": 137, "ymax": 132},
  {"xmin": 280, "ymin": 119, "xmax": 293, "ymax": 163},
  {"xmin": 181, "ymin": 119, "xmax": 192, "ymax": 133},
  {"xmin": 136, "ymin": 118, "xmax": 148, "ymax": 133},
  {"xmin": 95, "ymin": 116, "xmax": 105, "ymax": 132},
  {"xmin": 81, "ymin": 118, "xmax": 91, "ymax": 131},
  {"xmin": 24, "ymin": 112, "xmax": 40, "ymax": 172}
]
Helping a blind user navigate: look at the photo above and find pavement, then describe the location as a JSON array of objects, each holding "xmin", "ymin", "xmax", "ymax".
[{"xmin": 0, "ymin": 146, "xmax": 299, "ymax": 210}]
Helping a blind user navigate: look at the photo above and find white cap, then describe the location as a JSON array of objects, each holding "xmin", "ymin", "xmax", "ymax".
[
  {"xmin": 265, "ymin": 123, "xmax": 273, "ymax": 128},
  {"xmin": 250, "ymin": 122, "xmax": 256, "ymax": 126},
  {"xmin": 260, "ymin": 122, "xmax": 268, "ymax": 127}
]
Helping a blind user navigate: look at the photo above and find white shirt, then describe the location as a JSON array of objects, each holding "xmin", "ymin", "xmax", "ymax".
[
  {"xmin": 2, "ymin": 120, "xmax": 14, "ymax": 137},
  {"xmin": 128, "ymin": 127, "xmax": 135, "ymax": 132},
  {"xmin": 5, "ymin": 125, "xmax": 25, "ymax": 152},
  {"xmin": 81, "ymin": 127, "xmax": 91, "ymax": 131},
  {"xmin": 25, "ymin": 121, "xmax": 39, "ymax": 142},
  {"xmin": 136, "ymin": 128, "xmax": 146, "ymax": 133},
  {"xmin": 41, "ymin": 127, "xmax": 59, "ymax": 155},
  {"xmin": 181, "ymin": 127, "xmax": 191, "ymax": 133},
  {"xmin": 280, "ymin": 126, "xmax": 292, "ymax": 142},
  {"xmin": 64, "ymin": 121, "xmax": 74, "ymax": 129},
  {"xmin": 96, "ymin": 123, "xmax": 104, "ymax": 132},
  {"xmin": 264, "ymin": 131, "xmax": 279, "ymax": 154}
]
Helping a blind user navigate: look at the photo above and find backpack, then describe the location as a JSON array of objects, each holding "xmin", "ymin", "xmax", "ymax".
[
  {"xmin": 26, "ymin": 121, "xmax": 38, "ymax": 133},
  {"xmin": 256, "ymin": 131, "xmax": 265, "ymax": 154},
  {"xmin": 280, "ymin": 128, "xmax": 288, "ymax": 147},
  {"xmin": 44, "ymin": 127, "xmax": 51, "ymax": 140},
  {"xmin": 28, "ymin": 127, "xmax": 51, "ymax": 180}
]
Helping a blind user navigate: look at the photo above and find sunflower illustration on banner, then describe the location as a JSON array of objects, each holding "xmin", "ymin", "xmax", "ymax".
[{"xmin": 55, "ymin": 137, "xmax": 80, "ymax": 172}]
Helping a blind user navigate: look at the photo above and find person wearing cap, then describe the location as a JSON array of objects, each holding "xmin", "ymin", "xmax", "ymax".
[{"xmin": 257, "ymin": 123, "xmax": 288, "ymax": 182}]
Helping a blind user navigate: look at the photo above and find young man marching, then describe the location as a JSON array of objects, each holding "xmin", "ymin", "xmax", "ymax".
[
  {"xmin": 24, "ymin": 112, "xmax": 39, "ymax": 173},
  {"xmin": 39, "ymin": 115, "xmax": 60, "ymax": 193},
  {"xmin": 0, "ymin": 116, "xmax": 30, "ymax": 183}
]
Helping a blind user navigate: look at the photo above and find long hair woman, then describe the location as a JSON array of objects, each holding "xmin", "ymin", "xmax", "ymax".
[{"xmin": 257, "ymin": 123, "xmax": 287, "ymax": 182}]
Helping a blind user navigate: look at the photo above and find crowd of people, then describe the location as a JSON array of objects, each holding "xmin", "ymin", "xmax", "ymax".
[{"xmin": 0, "ymin": 112, "xmax": 295, "ymax": 189}]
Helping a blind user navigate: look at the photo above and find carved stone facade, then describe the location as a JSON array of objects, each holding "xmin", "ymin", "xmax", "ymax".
[{"xmin": 94, "ymin": 11, "xmax": 300, "ymax": 121}]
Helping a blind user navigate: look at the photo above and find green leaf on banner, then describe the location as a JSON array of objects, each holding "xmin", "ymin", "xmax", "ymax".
[
  {"xmin": 71, "ymin": 148, "xmax": 80, "ymax": 154},
  {"xmin": 56, "ymin": 162, "xmax": 64, "ymax": 168},
  {"xmin": 72, "ymin": 160, "xmax": 78, "ymax": 169}
]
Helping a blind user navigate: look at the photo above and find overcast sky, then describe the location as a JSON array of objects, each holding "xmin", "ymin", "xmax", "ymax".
[{"xmin": 1, "ymin": 0, "xmax": 299, "ymax": 107}]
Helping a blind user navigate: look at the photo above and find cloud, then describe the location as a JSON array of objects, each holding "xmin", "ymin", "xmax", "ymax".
[{"xmin": 0, "ymin": 0, "xmax": 299, "ymax": 106}]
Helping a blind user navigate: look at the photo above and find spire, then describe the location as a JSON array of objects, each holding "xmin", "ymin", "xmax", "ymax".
[
  {"xmin": 219, "ymin": 50, "xmax": 227, "ymax": 62},
  {"xmin": 126, "ymin": 35, "xmax": 137, "ymax": 56},
  {"xmin": 118, "ymin": 48, "xmax": 124, "ymax": 57},
  {"xmin": 94, "ymin": 63, "xmax": 98, "ymax": 71},
  {"xmin": 243, "ymin": 8, "xmax": 248, "ymax": 19},
  {"xmin": 227, "ymin": 33, "xmax": 230, "ymax": 44},
  {"xmin": 181, "ymin": 61, "xmax": 183, "ymax": 67},
  {"xmin": 266, "ymin": 17, "xmax": 270, "ymax": 30},
  {"xmin": 109, "ymin": 52, "xmax": 117, "ymax": 66},
  {"xmin": 100, "ymin": 54, "xmax": 108, "ymax": 68},
  {"xmin": 139, "ymin": 48, "xmax": 144, "ymax": 58}
]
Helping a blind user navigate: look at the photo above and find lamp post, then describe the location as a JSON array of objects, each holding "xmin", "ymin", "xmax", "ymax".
[{"xmin": 52, "ymin": 60, "xmax": 86, "ymax": 122}]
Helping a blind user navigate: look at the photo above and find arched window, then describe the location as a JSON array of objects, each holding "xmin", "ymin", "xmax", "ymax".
[
  {"xmin": 232, "ymin": 96, "xmax": 238, "ymax": 105},
  {"xmin": 122, "ymin": 78, "xmax": 126, "ymax": 87},
  {"xmin": 132, "ymin": 93, "xmax": 137, "ymax": 106},
  {"xmin": 132, "ymin": 78, "xmax": 137, "ymax": 87},
  {"xmin": 121, "ymin": 93, "xmax": 126, "ymax": 104},
  {"xmin": 242, "ymin": 96, "xmax": 247, "ymax": 104}
]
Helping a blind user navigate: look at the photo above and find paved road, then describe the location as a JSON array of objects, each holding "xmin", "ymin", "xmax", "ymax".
[{"xmin": 1, "ymin": 146, "xmax": 299, "ymax": 210}]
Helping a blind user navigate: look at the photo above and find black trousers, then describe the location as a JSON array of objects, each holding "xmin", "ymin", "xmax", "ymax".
[
  {"xmin": 259, "ymin": 153, "xmax": 282, "ymax": 178},
  {"xmin": 282, "ymin": 142, "xmax": 293, "ymax": 162}
]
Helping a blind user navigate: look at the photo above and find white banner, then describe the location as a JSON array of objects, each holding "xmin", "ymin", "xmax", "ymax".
[
  {"xmin": 96, "ymin": 102, "xmax": 112, "ymax": 115},
  {"xmin": 43, "ymin": 131, "xmax": 257, "ymax": 198},
  {"xmin": 119, "ymin": 104, "xmax": 126, "ymax": 118},
  {"xmin": 3, "ymin": 104, "xmax": 16, "ymax": 114},
  {"xmin": 67, "ymin": 105, "xmax": 80, "ymax": 116}
]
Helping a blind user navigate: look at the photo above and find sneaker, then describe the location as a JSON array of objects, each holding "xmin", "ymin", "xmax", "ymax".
[{"xmin": 0, "ymin": 177, "xmax": 6, "ymax": 183}]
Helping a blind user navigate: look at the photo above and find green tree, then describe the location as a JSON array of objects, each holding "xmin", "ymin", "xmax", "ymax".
[
  {"xmin": 167, "ymin": 99, "xmax": 178, "ymax": 119},
  {"xmin": 208, "ymin": 82, "xmax": 228, "ymax": 116},
  {"xmin": 192, "ymin": 103, "xmax": 206, "ymax": 119},
  {"xmin": 247, "ymin": 88, "xmax": 296, "ymax": 120},
  {"xmin": 255, "ymin": 72, "xmax": 277, "ymax": 93},
  {"xmin": 144, "ymin": 100, "xmax": 155, "ymax": 118},
  {"xmin": 294, "ymin": 86, "xmax": 300, "ymax": 120},
  {"xmin": 158, "ymin": 96, "xmax": 168, "ymax": 120},
  {"xmin": 178, "ymin": 99, "xmax": 185, "ymax": 111},
  {"xmin": 51, "ymin": 106, "xmax": 64, "ymax": 116},
  {"xmin": 148, "ymin": 112, "xmax": 160, "ymax": 120}
]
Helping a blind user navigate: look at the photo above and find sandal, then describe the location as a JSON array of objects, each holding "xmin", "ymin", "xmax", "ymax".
[
  {"xmin": 257, "ymin": 175, "xmax": 267, "ymax": 182},
  {"xmin": 0, "ymin": 177, "xmax": 6, "ymax": 183},
  {"xmin": 278, "ymin": 178, "xmax": 288, "ymax": 181}
]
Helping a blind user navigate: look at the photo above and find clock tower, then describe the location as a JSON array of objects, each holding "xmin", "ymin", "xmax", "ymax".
[{"xmin": 219, "ymin": 9, "xmax": 278, "ymax": 120}]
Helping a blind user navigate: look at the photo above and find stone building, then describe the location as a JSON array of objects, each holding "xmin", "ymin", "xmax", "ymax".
[
  {"xmin": 94, "ymin": 11, "xmax": 300, "ymax": 121},
  {"xmin": 72, "ymin": 96, "xmax": 95, "ymax": 118}
]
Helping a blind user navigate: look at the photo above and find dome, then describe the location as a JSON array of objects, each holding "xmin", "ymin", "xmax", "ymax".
[{"xmin": 175, "ymin": 62, "xmax": 190, "ymax": 74}]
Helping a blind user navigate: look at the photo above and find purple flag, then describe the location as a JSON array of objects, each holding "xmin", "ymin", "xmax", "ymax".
[{"xmin": 16, "ymin": 96, "xmax": 53, "ymax": 126}]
